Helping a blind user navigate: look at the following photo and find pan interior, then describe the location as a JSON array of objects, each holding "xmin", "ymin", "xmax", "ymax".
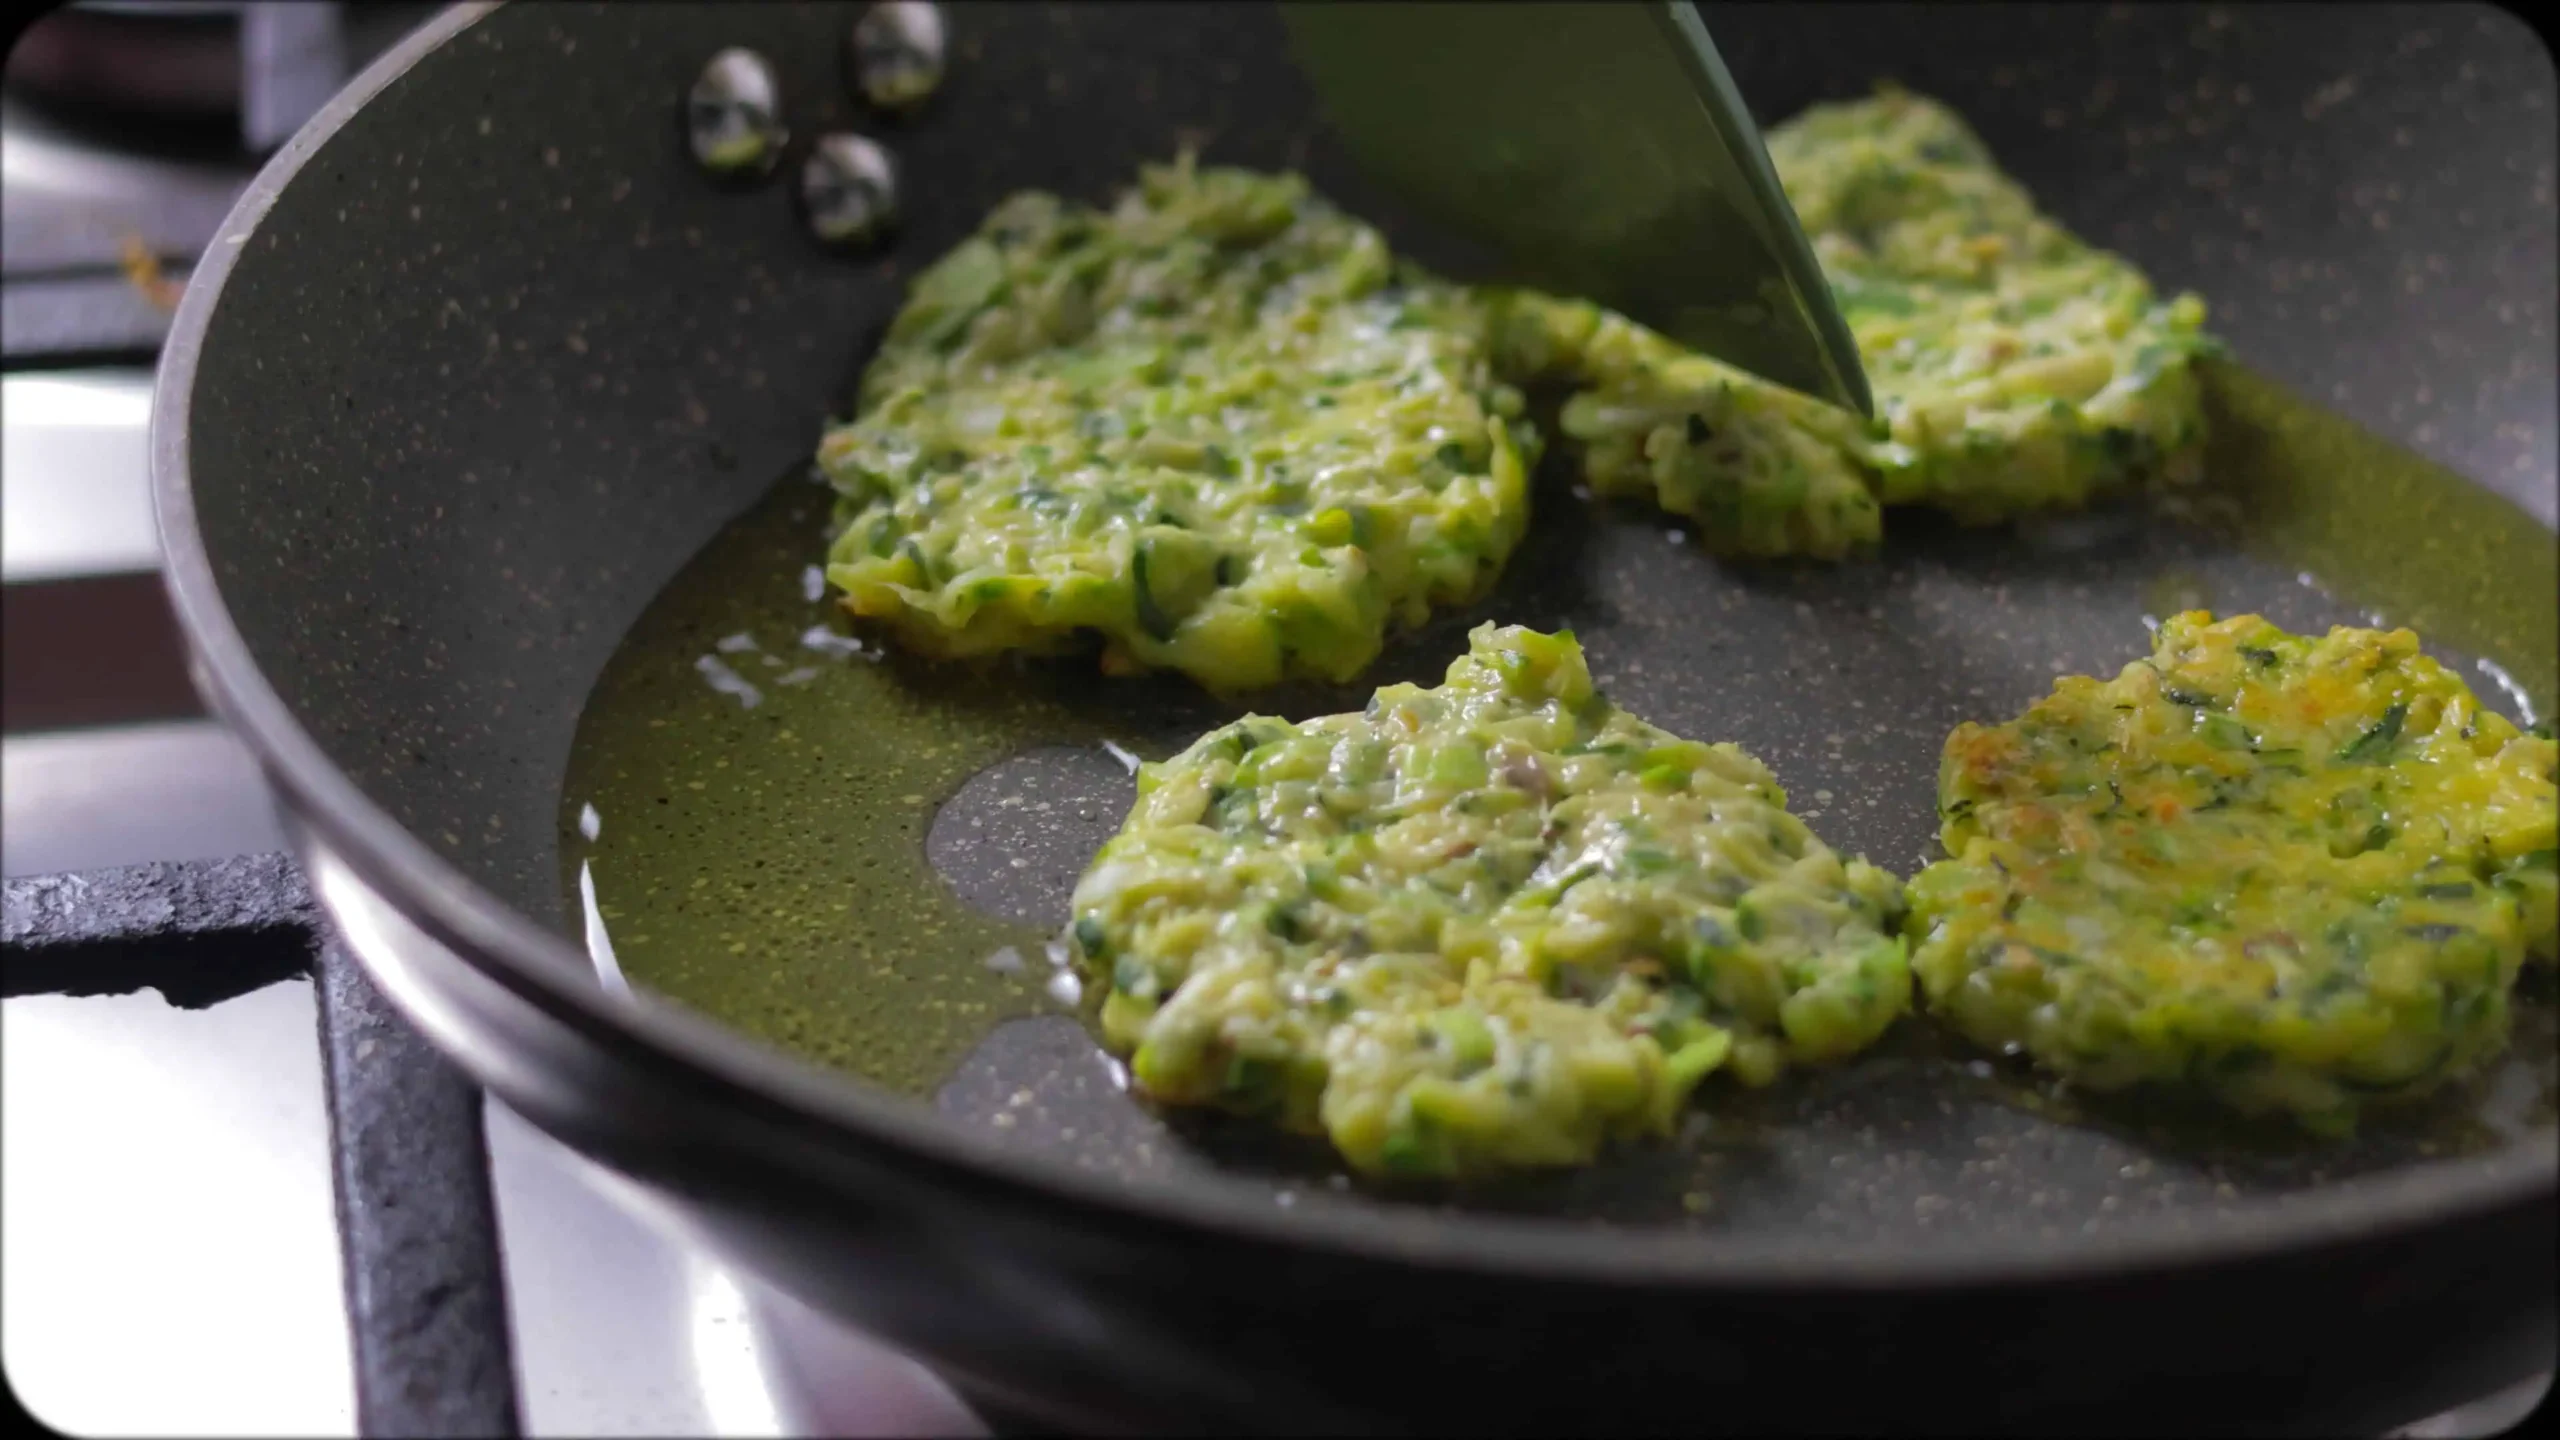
[
  {"xmin": 175, "ymin": 1, "xmax": 2556, "ymax": 1244},
  {"xmin": 559, "ymin": 365, "xmax": 2557, "ymax": 1234}
]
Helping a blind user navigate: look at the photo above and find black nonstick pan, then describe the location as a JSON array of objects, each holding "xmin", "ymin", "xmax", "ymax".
[{"xmin": 153, "ymin": 3, "xmax": 2556, "ymax": 1433}]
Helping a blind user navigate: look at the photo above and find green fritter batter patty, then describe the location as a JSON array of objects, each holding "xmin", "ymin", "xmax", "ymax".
[
  {"xmin": 1767, "ymin": 86, "xmax": 2219, "ymax": 525},
  {"xmin": 1069, "ymin": 624, "xmax": 1911, "ymax": 1178},
  {"xmin": 1906, "ymin": 612, "xmax": 2558, "ymax": 1133},
  {"xmin": 1476, "ymin": 87, "xmax": 2220, "ymax": 559},
  {"xmin": 818, "ymin": 156, "xmax": 1535, "ymax": 693},
  {"xmin": 1489, "ymin": 289, "xmax": 1886, "ymax": 560}
]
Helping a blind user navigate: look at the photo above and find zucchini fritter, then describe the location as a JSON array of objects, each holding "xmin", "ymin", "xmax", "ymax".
[
  {"xmin": 1490, "ymin": 290, "xmax": 1885, "ymax": 559},
  {"xmin": 819, "ymin": 158, "xmax": 1534, "ymax": 693},
  {"xmin": 1071, "ymin": 624, "xmax": 1911, "ymax": 1178},
  {"xmin": 1768, "ymin": 87, "xmax": 2219, "ymax": 525},
  {"xmin": 1906, "ymin": 612, "xmax": 2557, "ymax": 1132}
]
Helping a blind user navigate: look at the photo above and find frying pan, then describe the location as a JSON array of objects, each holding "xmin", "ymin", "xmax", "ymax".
[{"xmin": 152, "ymin": 2, "xmax": 2557, "ymax": 1432}]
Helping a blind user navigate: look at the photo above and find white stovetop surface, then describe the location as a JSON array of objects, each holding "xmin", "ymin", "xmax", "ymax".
[
  {"xmin": 2, "ymin": 369, "xmax": 2544, "ymax": 1437},
  {"xmin": 1, "ymin": 983, "xmax": 981, "ymax": 1439}
]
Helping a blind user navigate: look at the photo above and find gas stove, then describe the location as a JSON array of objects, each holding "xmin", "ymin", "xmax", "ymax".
[{"xmin": 1, "ymin": 9, "xmax": 2548, "ymax": 1437}]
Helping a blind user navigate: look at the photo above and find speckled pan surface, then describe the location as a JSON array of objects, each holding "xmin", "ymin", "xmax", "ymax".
[{"xmin": 166, "ymin": 0, "xmax": 2553, "ymax": 1261}]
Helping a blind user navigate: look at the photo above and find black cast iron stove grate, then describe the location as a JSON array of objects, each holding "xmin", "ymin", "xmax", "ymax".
[{"xmin": 1, "ymin": 854, "xmax": 522, "ymax": 1439}]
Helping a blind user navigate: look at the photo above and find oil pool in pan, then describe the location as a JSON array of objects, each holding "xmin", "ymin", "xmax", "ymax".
[{"xmin": 557, "ymin": 344, "xmax": 2555, "ymax": 1214}]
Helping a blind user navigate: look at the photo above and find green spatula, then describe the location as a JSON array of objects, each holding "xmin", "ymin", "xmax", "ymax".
[{"xmin": 1283, "ymin": 0, "xmax": 1872, "ymax": 417}]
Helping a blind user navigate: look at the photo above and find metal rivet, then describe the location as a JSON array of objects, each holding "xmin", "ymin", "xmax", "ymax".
[
  {"xmin": 851, "ymin": 2, "xmax": 946, "ymax": 113},
  {"xmin": 687, "ymin": 47, "xmax": 786, "ymax": 176},
  {"xmin": 801, "ymin": 134, "xmax": 900, "ymax": 249}
]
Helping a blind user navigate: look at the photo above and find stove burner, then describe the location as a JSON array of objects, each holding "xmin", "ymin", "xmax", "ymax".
[
  {"xmin": 3, "ymin": 3, "xmax": 365, "ymax": 155},
  {"xmin": 0, "ymin": 4, "xmax": 440, "ymax": 364}
]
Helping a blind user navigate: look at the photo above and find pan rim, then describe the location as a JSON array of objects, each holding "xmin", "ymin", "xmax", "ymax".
[{"xmin": 151, "ymin": 0, "xmax": 2558, "ymax": 1291}]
